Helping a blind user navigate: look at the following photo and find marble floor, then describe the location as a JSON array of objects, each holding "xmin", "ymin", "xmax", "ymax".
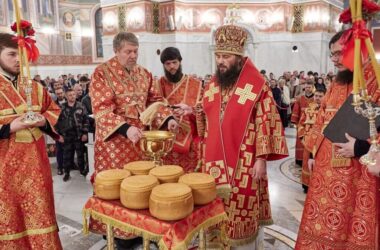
[{"xmin": 53, "ymin": 127, "xmax": 305, "ymax": 250}]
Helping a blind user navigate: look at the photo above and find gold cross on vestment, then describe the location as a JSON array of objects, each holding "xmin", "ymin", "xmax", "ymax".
[
  {"xmin": 205, "ymin": 83, "xmax": 219, "ymax": 102},
  {"xmin": 235, "ymin": 84, "xmax": 257, "ymax": 105}
]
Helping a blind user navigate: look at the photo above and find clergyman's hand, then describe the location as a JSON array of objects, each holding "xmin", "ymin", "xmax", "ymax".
[
  {"xmin": 10, "ymin": 114, "xmax": 32, "ymax": 133},
  {"xmin": 308, "ymin": 159, "xmax": 315, "ymax": 172},
  {"xmin": 126, "ymin": 126, "xmax": 143, "ymax": 144},
  {"xmin": 366, "ymin": 151, "xmax": 380, "ymax": 177},
  {"xmin": 334, "ymin": 133, "xmax": 356, "ymax": 158},
  {"xmin": 168, "ymin": 119, "xmax": 179, "ymax": 132},
  {"xmin": 252, "ymin": 159, "xmax": 267, "ymax": 180}
]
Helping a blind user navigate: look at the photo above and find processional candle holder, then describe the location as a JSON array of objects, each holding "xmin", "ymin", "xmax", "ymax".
[
  {"xmin": 352, "ymin": 92, "xmax": 380, "ymax": 166},
  {"xmin": 12, "ymin": 0, "xmax": 42, "ymax": 125},
  {"xmin": 346, "ymin": 0, "xmax": 380, "ymax": 167},
  {"xmin": 139, "ymin": 131, "xmax": 175, "ymax": 166}
]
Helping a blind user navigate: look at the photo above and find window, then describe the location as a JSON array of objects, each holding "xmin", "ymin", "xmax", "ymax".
[{"xmin": 95, "ymin": 8, "xmax": 103, "ymax": 58}]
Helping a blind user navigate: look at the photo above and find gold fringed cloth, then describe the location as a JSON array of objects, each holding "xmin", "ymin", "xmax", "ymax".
[{"xmin": 82, "ymin": 197, "xmax": 228, "ymax": 250}]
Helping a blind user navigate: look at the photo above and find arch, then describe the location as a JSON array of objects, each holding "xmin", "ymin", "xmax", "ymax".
[{"xmin": 91, "ymin": 3, "xmax": 104, "ymax": 62}]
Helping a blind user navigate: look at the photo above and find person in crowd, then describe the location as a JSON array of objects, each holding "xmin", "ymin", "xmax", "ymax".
[
  {"xmin": 55, "ymin": 88, "xmax": 89, "ymax": 181},
  {"xmin": 314, "ymin": 77, "xmax": 326, "ymax": 91},
  {"xmin": 278, "ymin": 78, "xmax": 290, "ymax": 127},
  {"xmin": 73, "ymin": 83, "xmax": 84, "ymax": 102},
  {"xmin": 296, "ymin": 88, "xmax": 325, "ymax": 193},
  {"xmin": 291, "ymin": 79, "xmax": 314, "ymax": 167},
  {"xmin": 78, "ymin": 75, "xmax": 90, "ymax": 96}
]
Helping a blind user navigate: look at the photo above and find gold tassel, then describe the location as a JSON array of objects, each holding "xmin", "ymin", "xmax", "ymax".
[{"xmin": 82, "ymin": 209, "xmax": 89, "ymax": 235}]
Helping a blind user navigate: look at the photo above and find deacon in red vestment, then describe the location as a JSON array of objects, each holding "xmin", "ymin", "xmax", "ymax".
[
  {"xmin": 201, "ymin": 25, "xmax": 288, "ymax": 249},
  {"xmin": 296, "ymin": 30, "xmax": 380, "ymax": 250},
  {"xmin": 157, "ymin": 47, "xmax": 203, "ymax": 172},
  {"xmin": 297, "ymin": 89, "xmax": 325, "ymax": 193},
  {"xmin": 0, "ymin": 33, "xmax": 62, "ymax": 249},
  {"xmin": 90, "ymin": 32, "xmax": 178, "ymax": 176},
  {"xmin": 291, "ymin": 80, "xmax": 314, "ymax": 166}
]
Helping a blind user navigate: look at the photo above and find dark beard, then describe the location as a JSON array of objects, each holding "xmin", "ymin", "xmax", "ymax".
[
  {"xmin": 215, "ymin": 62, "xmax": 242, "ymax": 90},
  {"xmin": 335, "ymin": 69, "xmax": 353, "ymax": 85},
  {"xmin": 164, "ymin": 65, "xmax": 183, "ymax": 83}
]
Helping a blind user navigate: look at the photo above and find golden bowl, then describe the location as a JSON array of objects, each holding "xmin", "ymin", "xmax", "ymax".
[{"xmin": 140, "ymin": 131, "xmax": 175, "ymax": 165}]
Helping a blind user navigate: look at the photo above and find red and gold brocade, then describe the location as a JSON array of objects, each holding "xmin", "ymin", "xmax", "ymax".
[
  {"xmin": 157, "ymin": 75, "xmax": 203, "ymax": 172},
  {"xmin": 90, "ymin": 57, "xmax": 172, "ymax": 175},
  {"xmin": 297, "ymin": 102, "xmax": 319, "ymax": 187},
  {"xmin": 202, "ymin": 58, "xmax": 288, "ymax": 246},
  {"xmin": 296, "ymin": 77, "xmax": 380, "ymax": 249},
  {"xmin": 291, "ymin": 94, "xmax": 314, "ymax": 162},
  {"xmin": 83, "ymin": 197, "xmax": 227, "ymax": 249},
  {"xmin": 0, "ymin": 76, "xmax": 62, "ymax": 249}
]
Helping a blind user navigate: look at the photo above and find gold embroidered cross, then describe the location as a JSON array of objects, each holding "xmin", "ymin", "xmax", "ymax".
[
  {"xmin": 204, "ymin": 83, "xmax": 219, "ymax": 102},
  {"xmin": 235, "ymin": 84, "xmax": 257, "ymax": 105}
]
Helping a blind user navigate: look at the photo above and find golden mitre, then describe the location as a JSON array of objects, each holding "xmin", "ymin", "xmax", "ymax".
[{"xmin": 214, "ymin": 24, "xmax": 248, "ymax": 56}]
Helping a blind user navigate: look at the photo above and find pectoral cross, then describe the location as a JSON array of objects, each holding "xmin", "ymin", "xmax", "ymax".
[
  {"xmin": 235, "ymin": 84, "xmax": 257, "ymax": 105},
  {"xmin": 204, "ymin": 83, "xmax": 219, "ymax": 102}
]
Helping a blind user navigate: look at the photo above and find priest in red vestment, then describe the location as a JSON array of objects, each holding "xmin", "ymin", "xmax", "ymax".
[
  {"xmin": 201, "ymin": 25, "xmax": 288, "ymax": 249},
  {"xmin": 0, "ymin": 33, "xmax": 62, "ymax": 249},
  {"xmin": 295, "ymin": 30, "xmax": 380, "ymax": 250},
  {"xmin": 90, "ymin": 32, "xmax": 177, "ymax": 176},
  {"xmin": 297, "ymin": 88, "xmax": 325, "ymax": 193},
  {"xmin": 291, "ymin": 80, "xmax": 315, "ymax": 167},
  {"xmin": 157, "ymin": 47, "xmax": 203, "ymax": 172}
]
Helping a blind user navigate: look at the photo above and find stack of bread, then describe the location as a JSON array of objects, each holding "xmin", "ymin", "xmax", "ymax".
[{"xmin": 93, "ymin": 161, "xmax": 217, "ymax": 221}]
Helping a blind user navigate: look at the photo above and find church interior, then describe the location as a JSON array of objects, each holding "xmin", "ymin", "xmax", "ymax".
[{"xmin": 1, "ymin": 0, "xmax": 380, "ymax": 250}]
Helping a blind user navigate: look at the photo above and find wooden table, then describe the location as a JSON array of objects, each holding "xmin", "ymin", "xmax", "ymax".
[{"xmin": 83, "ymin": 197, "xmax": 227, "ymax": 250}]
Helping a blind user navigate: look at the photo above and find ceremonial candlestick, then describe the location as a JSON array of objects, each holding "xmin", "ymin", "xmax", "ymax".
[
  {"xmin": 12, "ymin": 0, "xmax": 42, "ymax": 124},
  {"xmin": 349, "ymin": 0, "xmax": 380, "ymax": 167}
]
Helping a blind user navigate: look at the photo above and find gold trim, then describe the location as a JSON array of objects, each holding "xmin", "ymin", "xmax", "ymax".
[
  {"xmin": 102, "ymin": 64, "xmax": 116, "ymax": 94},
  {"xmin": 214, "ymin": 50, "xmax": 244, "ymax": 56},
  {"xmin": 0, "ymin": 108, "xmax": 15, "ymax": 116},
  {"xmin": 221, "ymin": 227, "xmax": 259, "ymax": 247},
  {"xmin": 94, "ymin": 107, "xmax": 113, "ymax": 119},
  {"xmin": 82, "ymin": 209, "xmax": 162, "ymax": 242},
  {"xmin": 157, "ymin": 213, "xmax": 228, "ymax": 250},
  {"xmin": 0, "ymin": 225, "xmax": 58, "ymax": 241},
  {"xmin": 46, "ymin": 110, "xmax": 59, "ymax": 120},
  {"xmin": 37, "ymin": 82, "xmax": 43, "ymax": 106},
  {"xmin": 83, "ymin": 207, "xmax": 228, "ymax": 250}
]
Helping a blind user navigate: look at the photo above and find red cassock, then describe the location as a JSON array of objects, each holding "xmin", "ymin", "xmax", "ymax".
[
  {"xmin": 291, "ymin": 94, "xmax": 314, "ymax": 163},
  {"xmin": 157, "ymin": 75, "xmax": 203, "ymax": 172},
  {"xmin": 297, "ymin": 102, "xmax": 319, "ymax": 188},
  {"xmin": 0, "ymin": 76, "xmax": 62, "ymax": 249},
  {"xmin": 90, "ymin": 57, "xmax": 172, "ymax": 175},
  {"xmin": 202, "ymin": 58, "xmax": 288, "ymax": 246},
  {"xmin": 296, "ymin": 64, "xmax": 380, "ymax": 249}
]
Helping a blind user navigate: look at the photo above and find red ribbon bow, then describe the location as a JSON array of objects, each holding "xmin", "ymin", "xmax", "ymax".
[
  {"xmin": 12, "ymin": 35, "xmax": 40, "ymax": 62},
  {"xmin": 338, "ymin": 0, "xmax": 380, "ymax": 71},
  {"xmin": 340, "ymin": 20, "xmax": 373, "ymax": 71}
]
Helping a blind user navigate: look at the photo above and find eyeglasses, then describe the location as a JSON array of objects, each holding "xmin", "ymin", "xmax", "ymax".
[{"xmin": 329, "ymin": 51, "xmax": 342, "ymax": 58}]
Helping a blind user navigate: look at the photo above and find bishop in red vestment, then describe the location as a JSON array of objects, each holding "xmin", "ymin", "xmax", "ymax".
[{"xmin": 201, "ymin": 25, "xmax": 288, "ymax": 249}]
